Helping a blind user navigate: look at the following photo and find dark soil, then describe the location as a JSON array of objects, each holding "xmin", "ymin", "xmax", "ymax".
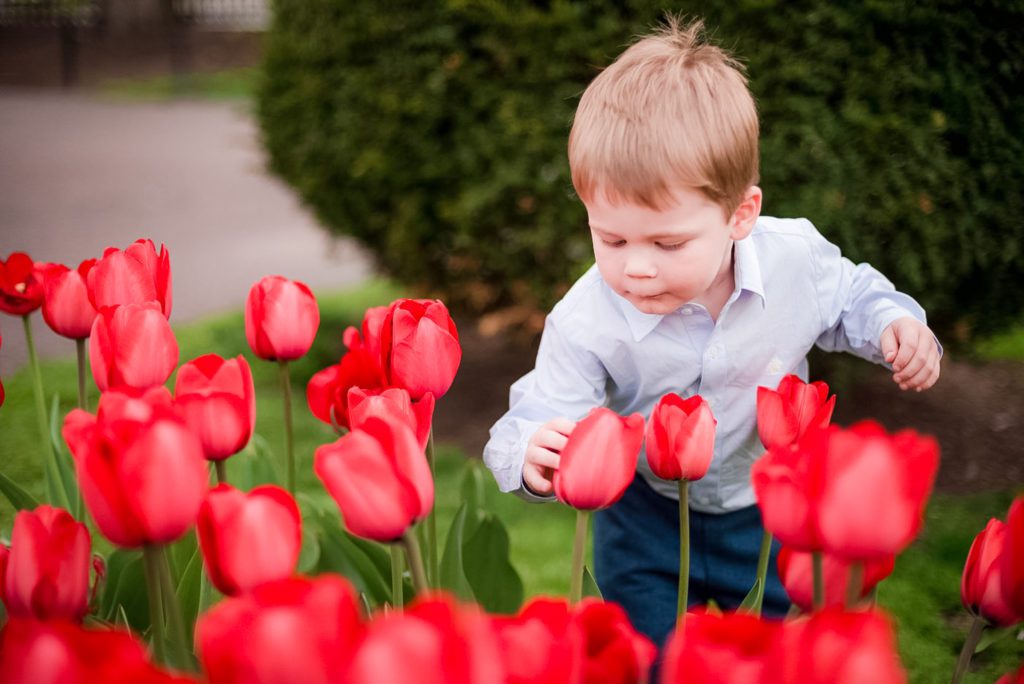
[{"xmin": 437, "ymin": 323, "xmax": 1024, "ymax": 496}]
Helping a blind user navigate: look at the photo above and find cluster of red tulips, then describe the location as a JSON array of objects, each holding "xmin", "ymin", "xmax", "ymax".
[{"xmin": 2, "ymin": 245, "xmax": 1023, "ymax": 683}]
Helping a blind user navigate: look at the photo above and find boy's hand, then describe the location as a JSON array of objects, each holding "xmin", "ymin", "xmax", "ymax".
[
  {"xmin": 880, "ymin": 317, "xmax": 941, "ymax": 391},
  {"xmin": 523, "ymin": 417, "xmax": 576, "ymax": 496}
]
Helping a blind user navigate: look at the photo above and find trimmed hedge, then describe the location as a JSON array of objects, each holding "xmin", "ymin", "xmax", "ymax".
[{"xmin": 258, "ymin": 1, "xmax": 1024, "ymax": 341}]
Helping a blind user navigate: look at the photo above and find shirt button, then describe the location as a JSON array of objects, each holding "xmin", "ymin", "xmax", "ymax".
[
  {"xmin": 680, "ymin": 307, "xmax": 693, "ymax": 315},
  {"xmin": 708, "ymin": 345, "xmax": 721, "ymax": 359}
]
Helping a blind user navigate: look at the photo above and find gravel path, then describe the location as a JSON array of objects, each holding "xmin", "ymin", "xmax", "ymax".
[{"xmin": 0, "ymin": 90, "xmax": 373, "ymax": 371}]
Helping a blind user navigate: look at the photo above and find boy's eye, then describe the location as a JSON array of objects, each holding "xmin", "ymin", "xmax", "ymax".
[
  {"xmin": 656, "ymin": 241, "xmax": 685, "ymax": 251},
  {"xmin": 602, "ymin": 239, "xmax": 626, "ymax": 248}
]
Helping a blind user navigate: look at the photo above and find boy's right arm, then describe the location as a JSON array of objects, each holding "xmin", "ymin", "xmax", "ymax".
[{"xmin": 483, "ymin": 311, "xmax": 607, "ymax": 503}]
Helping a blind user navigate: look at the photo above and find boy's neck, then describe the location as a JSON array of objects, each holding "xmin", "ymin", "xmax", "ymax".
[{"xmin": 693, "ymin": 243, "xmax": 736, "ymax": 322}]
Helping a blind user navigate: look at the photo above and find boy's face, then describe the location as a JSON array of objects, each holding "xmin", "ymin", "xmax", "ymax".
[{"xmin": 584, "ymin": 185, "xmax": 759, "ymax": 315}]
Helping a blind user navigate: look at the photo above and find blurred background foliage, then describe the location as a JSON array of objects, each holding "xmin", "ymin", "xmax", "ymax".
[{"xmin": 258, "ymin": 0, "xmax": 1023, "ymax": 344}]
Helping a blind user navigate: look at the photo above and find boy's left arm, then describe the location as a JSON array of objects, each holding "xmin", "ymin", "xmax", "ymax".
[{"xmin": 808, "ymin": 220, "xmax": 942, "ymax": 391}]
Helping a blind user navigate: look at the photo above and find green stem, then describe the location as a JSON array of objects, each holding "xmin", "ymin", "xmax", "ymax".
[
  {"xmin": 401, "ymin": 530, "xmax": 429, "ymax": 595},
  {"xmin": 23, "ymin": 315, "xmax": 70, "ymax": 512},
  {"xmin": 812, "ymin": 551, "xmax": 824, "ymax": 610},
  {"xmin": 214, "ymin": 460, "xmax": 228, "ymax": 485},
  {"xmin": 425, "ymin": 429, "xmax": 439, "ymax": 587},
  {"xmin": 753, "ymin": 528, "xmax": 773, "ymax": 616},
  {"xmin": 278, "ymin": 361, "xmax": 295, "ymax": 495},
  {"xmin": 846, "ymin": 561, "xmax": 864, "ymax": 609},
  {"xmin": 677, "ymin": 480, "xmax": 690, "ymax": 621},
  {"xmin": 390, "ymin": 545, "xmax": 404, "ymax": 611},
  {"xmin": 158, "ymin": 546, "xmax": 194, "ymax": 671},
  {"xmin": 142, "ymin": 546, "xmax": 167, "ymax": 665},
  {"xmin": 75, "ymin": 337, "xmax": 88, "ymax": 411},
  {"xmin": 951, "ymin": 615, "xmax": 986, "ymax": 684},
  {"xmin": 570, "ymin": 509, "xmax": 591, "ymax": 604}
]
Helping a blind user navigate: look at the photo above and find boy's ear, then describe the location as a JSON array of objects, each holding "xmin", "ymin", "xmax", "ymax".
[{"xmin": 729, "ymin": 186, "xmax": 762, "ymax": 240}]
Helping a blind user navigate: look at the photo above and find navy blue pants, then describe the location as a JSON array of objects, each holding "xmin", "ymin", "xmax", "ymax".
[{"xmin": 594, "ymin": 476, "xmax": 790, "ymax": 654}]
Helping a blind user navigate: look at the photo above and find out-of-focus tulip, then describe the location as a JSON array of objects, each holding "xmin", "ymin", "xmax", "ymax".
[
  {"xmin": 0, "ymin": 544, "xmax": 8, "ymax": 605},
  {"xmin": 1002, "ymin": 496, "xmax": 1024, "ymax": 617},
  {"xmin": 348, "ymin": 594, "xmax": 504, "ymax": 684},
  {"xmin": 573, "ymin": 598, "xmax": 656, "ymax": 684},
  {"xmin": 0, "ymin": 617, "xmax": 194, "ymax": 684},
  {"xmin": 244, "ymin": 275, "xmax": 320, "ymax": 361},
  {"xmin": 62, "ymin": 387, "xmax": 207, "ymax": 548},
  {"xmin": 492, "ymin": 598, "xmax": 583, "ymax": 684},
  {"xmin": 777, "ymin": 546, "xmax": 895, "ymax": 613},
  {"xmin": 3, "ymin": 505, "xmax": 91, "ymax": 620},
  {"xmin": 0, "ymin": 252, "xmax": 45, "ymax": 316},
  {"xmin": 196, "ymin": 575, "xmax": 363, "ymax": 684},
  {"xmin": 553, "ymin": 408, "xmax": 645, "ymax": 511},
  {"xmin": 357, "ymin": 305, "xmax": 389, "ymax": 362},
  {"xmin": 756, "ymin": 374, "xmax": 835, "ymax": 451},
  {"xmin": 89, "ymin": 302, "xmax": 179, "ymax": 391},
  {"xmin": 42, "ymin": 260, "xmax": 98, "ymax": 339},
  {"xmin": 379, "ymin": 299, "xmax": 461, "ymax": 400},
  {"xmin": 348, "ymin": 387, "xmax": 434, "ymax": 452},
  {"xmin": 87, "ymin": 239, "xmax": 172, "ymax": 317},
  {"xmin": 997, "ymin": 664, "xmax": 1024, "ymax": 684},
  {"xmin": 660, "ymin": 609, "xmax": 781, "ymax": 684},
  {"xmin": 645, "ymin": 393, "xmax": 716, "ymax": 481},
  {"xmin": 769, "ymin": 608, "xmax": 907, "ymax": 684},
  {"xmin": 306, "ymin": 344, "xmax": 386, "ymax": 429},
  {"xmin": 962, "ymin": 518, "xmax": 1023, "ymax": 627},
  {"xmin": 175, "ymin": 354, "xmax": 255, "ymax": 460},
  {"xmin": 314, "ymin": 416, "xmax": 432, "ymax": 542},
  {"xmin": 752, "ymin": 421, "xmax": 939, "ymax": 559},
  {"xmin": 197, "ymin": 484, "xmax": 301, "ymax": 596}
]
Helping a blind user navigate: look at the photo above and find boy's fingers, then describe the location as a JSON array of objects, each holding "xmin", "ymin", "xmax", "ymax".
[
  {"xmin": 890, "ymin": 327, "xmax": 919, "ymax": 372},
  {"xmin": 902, "ymin": 353, "xmax": 940, "ymax": 391},
  {"xmin": 880, "ymin": 326, "xmax": 898, "ymax": 364},
  {"xmin": 526, "ymin": 446, "xmax": 560, "ymax": 471},
  {"xmin": 548, "ymin": 417, "xmax": 576, "ymax": 437},
  {"xmin": 523, "ymin": 467, "xmax": 554, "ymax": 495},
  {"xmin": 893, "ymin": 350, "xmax": 927, "ymax": 384}
]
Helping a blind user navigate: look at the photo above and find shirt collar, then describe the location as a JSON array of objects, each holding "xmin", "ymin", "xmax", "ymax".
[{"xmin": 611, "ymin": 236, "xmax": 767, "ymax": 343}]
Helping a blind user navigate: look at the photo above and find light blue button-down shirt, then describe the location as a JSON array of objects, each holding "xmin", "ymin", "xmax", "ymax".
[{"xmin": 482, "ymin": 216, "xmax": 932, "ymax": 513}]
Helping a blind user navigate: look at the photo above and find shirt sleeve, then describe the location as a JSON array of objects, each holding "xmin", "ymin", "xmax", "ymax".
[
  {"xmin": 482, "ymin": 309, "xmax": 608, "ymax": 502},
  {"xmin": 807, "ymin": 219, "xmax": 940, "ymax": 366}
]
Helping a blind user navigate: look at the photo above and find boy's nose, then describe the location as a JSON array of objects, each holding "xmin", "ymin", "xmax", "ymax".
[{"xmin": 624, "ymin": 256, "xmax": 657, "ymax": 279}]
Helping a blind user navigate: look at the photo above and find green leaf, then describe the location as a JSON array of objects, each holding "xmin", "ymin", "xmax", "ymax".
[
  {"xmin": 0, "ymin": 469, "xmax": 40, "ymax": 511},
  {"xmin": 582, "ymin": 565, "xmax": 603, "ymax": 600},
  {"xmin": 738, "ymin": 577, "xmax": 764, "ymax": 614},
  {"xmin": 297, "ymin": 517, "xmax": 322, "ymax": 573},
  {"xmin": 232, "ymin": 434, "xmax": 281, "ymax": 491},
  {"xmin": 439, "ymin": 503, "xmax": 476, "ymax": 603},
  {"xmin": 100, "ymin": 550, "xmax": 150, "ymax": 632},
  {"xmin": 975, "ymin": 625, "xmax": 1015, "ymax": 654},
  {"xmin": 315, "ymin": 515, "xmax": 392, "ymax": 607},
  {"xmin": 459, "ymin": 459, "xmax": 487, "ymax": 511},
  {"xmin": 44, "ymin": 394, "xmax": 74, "ymax": 512},
  {"xmin": 174, "ymin": 544, "xmax": 203, "ymax": 645},
  {"xmin": 462, "ymin": 513, "xmax": 524, "ymax": 615}
]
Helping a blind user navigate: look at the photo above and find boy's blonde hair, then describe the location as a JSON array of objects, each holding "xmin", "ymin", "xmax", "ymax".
[{"xmin": 569, "ymin": 17, "xmax": 759, "ymax": 217}]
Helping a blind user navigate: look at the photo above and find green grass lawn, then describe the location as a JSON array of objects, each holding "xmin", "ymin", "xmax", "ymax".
[
  {"xmin": 0, "ymin": 279, "xmax": 1021, "ymax": 681},
  {"xmin": 96, "ymin": 67, "xmax": 258, "ymax": 102}
]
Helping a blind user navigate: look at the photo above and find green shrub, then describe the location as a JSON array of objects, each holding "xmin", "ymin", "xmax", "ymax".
[{"xmin": 259, "ymin": 1, "xmax": 1024, "ymax": 341}]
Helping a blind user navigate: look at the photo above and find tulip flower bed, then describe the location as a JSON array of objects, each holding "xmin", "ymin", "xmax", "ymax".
[{"xmin": 1, "ymin": 247, "xmax": 1023, "ymax": 682}]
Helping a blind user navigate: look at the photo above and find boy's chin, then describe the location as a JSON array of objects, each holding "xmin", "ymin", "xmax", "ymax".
[{"xmin": 627, "ymin": 294, "xmax": 682, "ymax": 315}]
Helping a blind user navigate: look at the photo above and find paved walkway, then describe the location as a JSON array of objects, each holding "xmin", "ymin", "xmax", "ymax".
[{"xmin": 0, "ymin": 90, "xmax": 373, "ymax": 371}]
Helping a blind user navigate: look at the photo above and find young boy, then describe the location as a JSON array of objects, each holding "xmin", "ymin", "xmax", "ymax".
[{"xmin": 482, "ymin": 18, "xmax": 941, "ymax": 650}]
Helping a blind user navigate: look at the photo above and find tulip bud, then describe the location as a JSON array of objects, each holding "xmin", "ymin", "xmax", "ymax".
[
  {"xmin": 661, "ymin": 609, "xmax": 780, "ymax": 684},
  {"xmin": 0, "ymin": 252, "xmax": 45, "ymax": 316},
  {"xmin": 89, "ymin": 302, "xmax": 179, "ymax": 391},
  {"xmin": 553, "ymin": 408, "xmax": 645, "ymax": 511},
  {"xmin": 175, "ymin": 354, "xmax": 256, "ymax": 460},
  {"xmin": 244, "ymin": 275, "xmax": 320, "ymax": 361},
  {"xmin": 777, "ymin": 546, "xmax": 895, "ymax": 613},
  {"xmin": 962, "ymin": 518, "xmax": 1023, "ymax": 627},
  {"xmin": 1001, "ymin": 496, "xmax": 1024, "ymax": 618},
  {"xmin": 645, "ymin": 393, "xmax": 716, "ymax": 482},
  {"xmin": 379, "ymin": 298, "xmax": 461, "ymax": 400},
  {"xmin": 42, "ymin": 260, "xmax": 99, "ymax": 339},
  {"xmin": 348, "ymin": 386, "xmax": 434, "ymax": 452},
  {"xmin": 88, "ymin": 239, "xmax": 172, "ymax": 317},
  {"xmin": 756, "ymin": 374, "xmax": 835, "ymax": 451}
]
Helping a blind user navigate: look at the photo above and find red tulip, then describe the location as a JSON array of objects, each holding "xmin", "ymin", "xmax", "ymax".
[
  {"xmin": 244, "ymin": 275, "xmax": 320, "ymax": 361},
  {"xmin": 62, "ymin": 386, "xmax": 208, "ymax": 548},
  {"xmin": 756, "ymin": 374, "xmax": 835, "ymax": 450},
  {"xmin": 89, "ymin": 302, "xmax": 179, "ymax": 391},
  {"xmin": 777, "ymin": 546, "xmax": 895, "ymax": 613},
  {"xmin": 997, "ymin": 664, "xmax": 1024, "ymax": 684},
  {"xmin": 752, "ymin": 421, "xmax": 939, "ymax": 559},
  {"xmin": 40, "ymin": 260, "xmax": 99, "ymax": 339},
  {"xmin": 492, "ymin": 598, "xmax": 584, "ymax": 684},
  {"xmin": 357, "ymin": 305, "xmax": 389, "ymax": 362},
  {"xmin": 306, "ymin": 343, "xmax": 387, "ymax": 429},
  {"xmin": 769, "ymin": 608, "xmax": 907, "ymax": 684},
  {"xmin": 0, "ymin": 617, "xmax": 194, "ymax": 684},
  {"xmin": 573, "ymin": 598, "xmax": 656, "ymax": 684},
  {"xmin": 660, "ymin": 609, "xmax": 781, "ymax": 684},
  {"xmin": 962, "ymin": 518, "xmax": 1023, "ymax": 627},
  {"xmin": 0, "ymin": 544, "xmax": 8, "ymax": 605},
  {"xmin": 553, "ymin": 408, "xmax": 645, "ymax": 511},
  {"xmin": 348, "ymin": 594, "xmax": 504, "ymax": 684},
  {"xmin": 0, "ymin": 252, "xmax": 45, "ymax": 316},
  {"xmin": 314, "ymin": 416, "xmax": 432, "ymax": 542},
  {"xmin": 197, "ymin": 484, "xmax": 301, "ymax": 596},
  {"xmin": 1002, "ymin": 496, "xmax": 1024, "ymax": 617},
  {"xmin": 348, "ymin": 386, "xmax": 435, "ymax": 452},
  {"xmin": 196, "ymin": 575, "xmax": 363, "ymax": 684},
  {"xmin": 87, "ymin": 239, "xmax": 172, "ymax": 317},
  {"xmin": 3, "ymin": 505, "xmax": 91, "ymax": 620},
  {"xmin": 645, "ymin": 393, "xmax": 716, "ymax": 481},
  {"xmin": 379, "ymin": 298, "xmax": 461, "ymax": 400},
  {"xmin": 175, "ymin": 354, "xmax": 256, "ymax": 460}
]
